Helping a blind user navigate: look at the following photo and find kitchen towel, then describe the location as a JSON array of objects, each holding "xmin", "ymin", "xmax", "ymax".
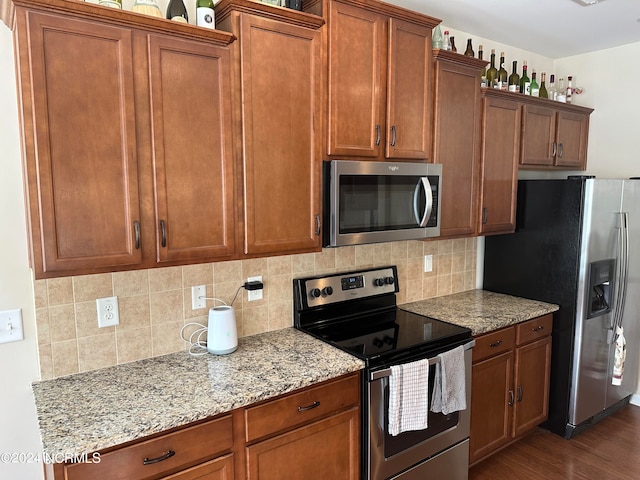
[
  {"xmin": 431, "ymin": 345, "xmax": 466, "ymax": 415},
  {"xmin": 388, "ymin": 358, "xmax": 430, "ymax": 436},
  {"xmin": 612, "ymin": 326, "xmax": 626, "ymax": 386}
]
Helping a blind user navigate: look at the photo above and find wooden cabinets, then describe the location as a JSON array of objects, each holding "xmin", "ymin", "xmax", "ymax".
[
  {"xmin": 478, "ymin": 89, "xmax": 521, "ymax": 235},
  {"xmin": 13, "ymin": 0, "xmax": 236, "ymax": 279},
  {"xmin": 14, "ymin": 5, "xmax": 143, "ymax": 276},
  {"xmin": 432, "ymin": 50, "xmax": 486, "ymax": 238},
  {"xmin": 512, "ymin": 317, "xmax": 553, "ymax": 438},
  {"xmin": 325, "ymin": 0, "xmax": 438, "ymax": 160},
  {"xmin": 477, "ymin": 89, "xmax": 593, "ymax": 236},
  {"xmin": 45, "ymin": 373, "xmax": 360, "ymax": 480},
  {"xmin": 147, "ymin": 35, "xmax": 236, "ymax": 264},
  {"xmin": 469, "ymin": 328, "xmax": 515, "ymax": 464},
  {"xmin": 469, "ymin": 314, "xmax": 553, "ymax": 465},
  {"xmin": 215, "ymin": 0, "xmax": 323, "ymax": 256},
  {"xmin": 244, "ymin": 372, "xmax": 360, "ymax": 479},
  {"xmin": 520, "ymin": 102, "xmax": 592, "ymax": 169},
  {"xmin": 60, "ymin": 415, "xmax": 234, "ymax": 480}
]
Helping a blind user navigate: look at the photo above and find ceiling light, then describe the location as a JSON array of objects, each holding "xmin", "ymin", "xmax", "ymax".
[{"xmin": 571, "ymin": 0, "xmax": 604, "ymax": 5}]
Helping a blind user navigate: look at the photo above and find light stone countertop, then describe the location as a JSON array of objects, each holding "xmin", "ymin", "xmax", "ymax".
[
  {"xmin": 400, "ymin": 289, "xmax": 559, "ymax": 336},
  {"xmin": 31, "ymin": 327, "xmax": 364, "ymax": 458},
  {"xmin": 31, "ymin": 290, "xmax": 556, "ymax": 458}
]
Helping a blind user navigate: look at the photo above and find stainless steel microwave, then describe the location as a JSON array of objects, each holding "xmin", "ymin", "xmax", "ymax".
[{"xmin": 323, "ymin": 160, "xmax": 442, "ymax": 247}]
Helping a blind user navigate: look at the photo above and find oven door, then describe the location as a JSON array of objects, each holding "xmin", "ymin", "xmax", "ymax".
[
  {"xmin": 366, "ymin": 344, "xmax": 472, "ymax": 480},
  {"xmin": 324, "ymin": 160, "xmax": 442, "ymax": 247}
]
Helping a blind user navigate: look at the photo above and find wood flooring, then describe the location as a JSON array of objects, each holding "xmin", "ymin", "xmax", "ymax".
[{"xmin": 469, "ymin": 404, "xmax": 640, "ymax": 480}]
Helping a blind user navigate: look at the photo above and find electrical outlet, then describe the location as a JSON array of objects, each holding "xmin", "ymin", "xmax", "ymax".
[
  {"xmin": 424, "ymin": 255, "xmax": 433, "ymax": 273},
  {"xmin": 96, "ymin": 296, "xmax": 119, "ymax": 328},
  {"xmin": 0, "ymin": 309, "xmax": 24, "ymax": 344},
  {"xmin": 247, "ymin": 276, "xmax": 263, "ymax": 301},
  {"xmin": 192, "ymin": 285, "xmax": 206, "ymax": 310}
]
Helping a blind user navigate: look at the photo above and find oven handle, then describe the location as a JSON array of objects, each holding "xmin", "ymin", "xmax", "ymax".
[{"xmin": 369, "ymin": 339, "xmax": 475, "ymax": 381}]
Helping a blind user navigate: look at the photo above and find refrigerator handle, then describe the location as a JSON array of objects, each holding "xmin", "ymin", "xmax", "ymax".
[{"xmin": 613, "ymin": 212, "xmax": 630, "ymax": 341}]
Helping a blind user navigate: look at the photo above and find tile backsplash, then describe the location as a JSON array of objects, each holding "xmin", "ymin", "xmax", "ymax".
[{"xmin": 34, "ymin": 238, "xmax": 477, "ymax": 380}]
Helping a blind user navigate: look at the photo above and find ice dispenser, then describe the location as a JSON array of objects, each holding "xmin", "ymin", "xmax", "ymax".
[{"xmin": 586, "ymin": 259, "xmax": 614, "ymax": 318}]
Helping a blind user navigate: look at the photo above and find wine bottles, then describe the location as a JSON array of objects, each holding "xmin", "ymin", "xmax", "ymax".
[
  {"xmin": 449, "ymin": 36, "xmax": 457, "ymax": 52},
  {"xmin": 566, "ymin": 76, "xmax": 573, "ymax": 103},
  {"xmin": 464, "ymin": 38, "xmax": 474, "ymax": 56},
  {"xmin": 539, "ymin": 72, "xmax": 548, "ymax": 99},
  {"xmin": 519, "ymin": 61, "xmax": 530, "ymax": 95},
  {"xmin": 486, "ymin": 49, "xmax": 498, "ymax": 88},
  {"xmin": 530, "ymin": 70, "xmax": 539, "ymax": 97},
  {"xmin": 497, "ymin": 52, "xmax": 508, "ymax": 90},
  {"xmin": 166, "ymin": 0, "xmax": 188, "ymax": 22},
  {"xmin": 508, "ymin": 60, "xmax": 520, "ymax": 93},
  {"xmin": 478, "ymin": 46, "xmax": 487, "ymax": 88},
  {"xmin": 196, "ymin": 0, "xmax": 215, "ymax": 29}
]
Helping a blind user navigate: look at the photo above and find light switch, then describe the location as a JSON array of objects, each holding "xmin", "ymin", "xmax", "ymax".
[{"xmin": 0, "ymin": 309, "xmax": 24, "ymax": 344}]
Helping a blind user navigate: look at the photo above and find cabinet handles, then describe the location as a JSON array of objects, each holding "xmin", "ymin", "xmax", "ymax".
[
  {"xmin": 160, "ymin": 220, "xmax": 167, "ymax": 248},
  {"xmin": 375, "ymin": 124, "xmax": 381, "ymax": 146},
  {"xmin": 482, "ymin": 207, "xmax": 488, "ymax": 225},
  {"xmin": 297, "ymin": 400, "xmax": 320, "ymax": 412},
  {"xmin": 551, "ymin": 142, "xmax": 557, "ymax": 157},
  {"xmin": 532, "ymin": 326, "xmax": 545, "ymax": 332},
  {"xmin": 517, "ymin": 385, "xmax": 523, "ymax": 403},
  {"xmin": 315, "ymin": 215, "xmax": 321, "ymax": 236},
  {"xmin": 390, "ymin": 125, "xmax": 397, "ymax": 147},
  {"xmin": 508, "ymin": 390, "xmax": 514, "ymax": 407},
  {"xmin": 143, "ymin": 450, "xmax": 175, "ymax": 465},
  {"xmin": 134, "ymin": 221, "xmax": 140, "ymax": 250},
  {"xmin": 558, "ymin": 143, "xmax": 564, "ymax": 158},
  {"xmin": 489, "ymin": 340, "xmax": 503, "ymax": 348}
]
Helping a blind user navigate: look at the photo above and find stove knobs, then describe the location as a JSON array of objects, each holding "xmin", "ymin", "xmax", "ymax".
[
  {"xmin": 322, "ymin": 286, "xmax": 334, "ymax": 296},
  {"xmin": 383, "ymin": 335, "xmax": 394, "ymax": 345},
  {"xmin": 384, "ymin": 276, "xmax": 395, "ymax": 285},
  {"xmin": 310, "ymin": 288, "xmax": 322, "ymax": 298},
  {"xmin": 373, "ymin": 337, "xmax": 384, "ymax": 348},
  {"xmin": 374, "ymin": 278, "xmax": 385, "ymax": 287}
]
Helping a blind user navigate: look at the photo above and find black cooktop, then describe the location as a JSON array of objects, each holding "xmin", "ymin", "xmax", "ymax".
[
  {"xmin": 293, "ymin": 266, "xmax": 472, "ymax": 367},
  {"xmin": 302, "ymin": 307, "xmax": 471, "ymax": 365}
]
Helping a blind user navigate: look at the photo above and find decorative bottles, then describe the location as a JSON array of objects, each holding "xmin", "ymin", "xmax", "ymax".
[
  {"xmin": 449, "ymin": 36, "xmax": 457, "ymax": 52},
  {"xmin": 196, "ymin": 0, "xmax": 216, "ymax": 29},
  {"xmin": 530, "ymin": 70, "xmax": 539, "ymax": 97},
  {"xmin": 432, "ymin": 25, "xmax": 444, "ymax": 50},
  {"xmin": 99, "ymin": 0, "xmax": 122, "ymax": 9},
  {"xmin": 539, "ymin": 72, "xmax": 548, "ymax": 99},
  {"xmin": 132, "ymin": 0, "xmax": 163, "ymax": 17},
  {"xmin": 548, "ymin": 74, "xmax": 557, "ymax": 101},
  {"xmin": 519, "ymin": 61, "xmax": 530, "ymax": 95},
  {"xmin": 566, "ymin": 76, "xmax": 574, "ymax": 103},
  {"xmin": 508, "ymin": 60, "xmax": 520, "ymax": 93},
  {"xmin": 464, "ymin": 38, "xmax": 474, "ymax": 56},
  {"xmin": 166, "ymin": 0, "xmax": 188, "ymax": 22},
  {"xmin": 486, "ymin": 49, "xmax": 498, "ymax": 88},
  {"xmin": 478, "ymin": 45, "xmax": 487, "ymax": 87},
  {"xmin": 497, "ymin": 51, "xmax": 508, "ymax": 90},
  {"xmin": 556, "ymin": 77, "xmax": 567, "ymax": 103},
  {"xmin": 443, "ymin": 30, "xmax": 450, "ymax": 51}
]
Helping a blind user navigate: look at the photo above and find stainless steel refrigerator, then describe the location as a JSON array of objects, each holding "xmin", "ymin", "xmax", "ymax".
[{"xmin": 483, "ymin": 177, "xmax": 639, "ymax": 438}]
